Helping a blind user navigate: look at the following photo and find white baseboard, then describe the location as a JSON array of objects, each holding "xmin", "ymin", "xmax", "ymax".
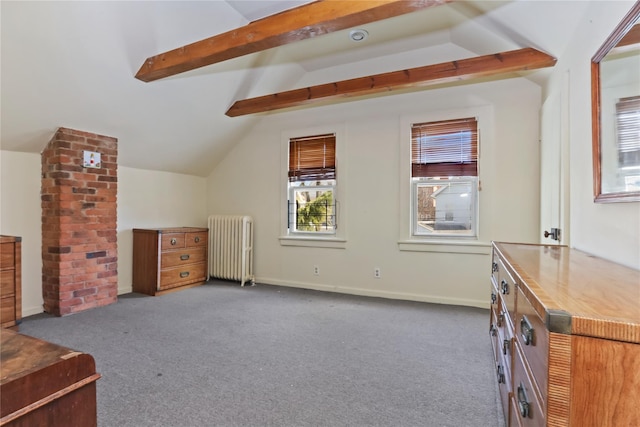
[
  {"xmin": 256, "ymin": 277, "xmax": 489, "ymax": 309},
  {"xmin": 118, "ymin": 286, "xmax": 133, "ymax": 295},
  {"xmin": 22, "ymin": 304, "xmax": 44, "ymax": 317}
]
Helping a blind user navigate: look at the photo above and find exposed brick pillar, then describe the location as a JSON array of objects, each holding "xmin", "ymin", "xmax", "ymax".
[{"xmin": 41, "ymin": 127, "xmax": 118, "ymax": 316}]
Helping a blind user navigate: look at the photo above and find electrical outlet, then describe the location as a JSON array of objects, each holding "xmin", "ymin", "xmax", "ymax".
[
  {"xmin": 374, "ymin": 267, "xmax": 381, "ymax": 278},
  {"xmin": 313, "ymin": 265, "xmax": 320, "ymax": 276}
]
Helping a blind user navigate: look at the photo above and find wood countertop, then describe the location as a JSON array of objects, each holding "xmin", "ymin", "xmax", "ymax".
[{"xmin": 493, "ymin": 242, "xmax": 640, "ymax": 344}]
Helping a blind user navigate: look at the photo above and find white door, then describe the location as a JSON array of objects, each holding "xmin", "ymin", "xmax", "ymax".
[{"xmin": 539, "ymin": 72, "xmax": 570, "ymax": 245}]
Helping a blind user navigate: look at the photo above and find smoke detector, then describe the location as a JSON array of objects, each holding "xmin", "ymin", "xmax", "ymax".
[{"xmin": 349, "ymin": 29, "xmax": 369, "ymax": 42}]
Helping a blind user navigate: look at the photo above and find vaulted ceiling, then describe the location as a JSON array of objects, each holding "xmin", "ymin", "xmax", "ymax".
[{"xmin": 1, "ymin": 1, "xmax": 588, "ymax": 176}]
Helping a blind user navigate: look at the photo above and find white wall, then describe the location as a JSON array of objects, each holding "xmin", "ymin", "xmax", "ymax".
[
  {"xmin": 0, "ymin": 150, "xmax": 208, "ymax": 316},
  {"xmin": 543, "ymin": 0, "xmax": 640, "ymax": 269},
  {"xmin": 207, "ymin": 78, "xmax": 542, "ymax": 308},
  {"xmin": 117, "ymin": 167, "xmax": 207, "ymax": 294},
  {"xmin": 1, "ymin": 151, "xmax": 43, "ymax": 316}
]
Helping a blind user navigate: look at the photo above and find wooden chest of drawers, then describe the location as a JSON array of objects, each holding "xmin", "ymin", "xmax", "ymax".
[
  {"xmin": 132, "ymin": 227, "xmax": 208, "ymax": 296},
  {"xmin": 490, "ymin": 242, "xmax": 640, "ymax": 427},
  {"xmin": 0, "ymin": 236, "xmax": 21, "ymax": 329}
]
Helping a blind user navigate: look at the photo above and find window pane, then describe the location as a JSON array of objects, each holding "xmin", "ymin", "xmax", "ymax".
[
  {"xmin": 289, "ymin": 184, "xmax": 336, "ymax": 233},
  {"xmin": 616, "ymin": 96, "xmax": 640, "ymax": 169},
  {"xmin": 414, "ymin": 178, "xmax": 476, "ymax": 236}
]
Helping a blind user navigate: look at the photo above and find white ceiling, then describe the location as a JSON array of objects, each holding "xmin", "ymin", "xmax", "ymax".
[{"xmin": 1, "ymin": 0, "xmax": 589, "ymax": 176}]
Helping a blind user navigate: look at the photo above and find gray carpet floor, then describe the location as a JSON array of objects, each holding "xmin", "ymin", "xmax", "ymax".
[{"xmin": 19, "ymin": 281, "xmax": 505, "ymax": 427}]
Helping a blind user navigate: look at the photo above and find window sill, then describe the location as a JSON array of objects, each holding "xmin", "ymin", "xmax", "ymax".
[
  {"xmin": 279, "ymin": 236, "xmax": 346, "ymax": 249},
  {"xmin": 398, "ymin": 239, "xmax": 491, "ymax": 255}
]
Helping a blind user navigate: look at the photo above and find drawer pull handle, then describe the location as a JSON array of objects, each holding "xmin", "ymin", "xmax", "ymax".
[
  {"xmin": 491, "ymin": 292, "xmax": 497, "ymax": 304},
  {"xmin": 170, "ymin": 238, "xmax": 177, "ymax": 246},
  {"xmin": 180, "ymin": 254, "xmax": 190, "ymax": 261},
  {"xmin": 180, "ymin": 272, "xmax": 190, "ymax": 278},
  {"xmin": 497, "ymin": 313, "xmax": 504, "ymax": 327},
  {"xmin": 500, "ymin": 279, "xmax": 509, "ymax": 295},
  {"xmin": 503, "ymin": 339, "xmax": 510, "ymax": 355},
  {"xmin": 496, "ymin": 365, "xmax": 505, "ymax": 384},
  {"xmin": 492, "ymin": 261, "xmax": 498, "ymax": 273},
  {"xmin": 490, "ymin": 324, "xmax": 497, "ymax": 337},
  {"xmin": 521, "ymin": 315, "xmax": 534, "ymax": 345},
  {"xmin": 517, "ymin": 383, "xmax": 530, "ymax": 418},
  {"xmin": 194, "ymin": 236, "xmax": 200, "ymax": 243}
]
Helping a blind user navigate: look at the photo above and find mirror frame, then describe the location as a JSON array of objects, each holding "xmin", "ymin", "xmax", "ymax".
[{"xmin": 591, "ymin": 1, "xmax": 640, "ymax": 203}]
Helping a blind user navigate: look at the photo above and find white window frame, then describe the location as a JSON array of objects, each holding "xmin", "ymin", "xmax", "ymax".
[
  {"xmin": 280, "ymin": 124, "xmax": 347, "ymax": 248},
  {"xmin": 399, "ymin": 106, "xmax": 493, "ymax": 253}
]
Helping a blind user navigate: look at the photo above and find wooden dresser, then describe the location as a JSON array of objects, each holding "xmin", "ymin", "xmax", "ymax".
[
  {"xmin": 0, "ymin": 236, "xmax": 22, "ymax": 329},
  {"xmin": 1, "ymin": 329, "xmax": 100, "ymax": 426},
  {"xmin": 132, "ymin": 227, "xmax": 208, "ymax": 296},
  {"xmin": 489, "ymin": 242, "xmax": 640, "ymax": 427}
]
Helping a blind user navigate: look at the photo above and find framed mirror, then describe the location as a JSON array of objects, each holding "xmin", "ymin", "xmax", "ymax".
[{"xmin": 592, "ymin": 1, "xmax": 640, "ymax": 202}]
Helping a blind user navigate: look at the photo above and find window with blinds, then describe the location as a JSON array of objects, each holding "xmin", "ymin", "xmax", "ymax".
[
  {"xmin": 410, "ymin": 117, "xmax": 479, "ymax": 238},
  {"xmin": 288, "ymin": 133, "xmax": 337, "ymax": 234},
  {"xmin": 289, "ymin": 134, "xmax": 336, "ymax": 182},
  {"xmin": 616, "ymin": 95, "xmax": 640, "ymax": 169},
  {"xmin": 411, "ymin": 117, "xmax": 478, "ymax": 177}
]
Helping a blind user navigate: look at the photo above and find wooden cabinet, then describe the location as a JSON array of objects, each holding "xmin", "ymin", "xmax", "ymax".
[
  {"xmin": 1, "ymin": 329, "xmax": 100, "ymax": 427},
  {"xmin": 0, "ymin": 236, "xmax": 21, "ymax": 329},
  {"xmin": 132, "ymin": 227, "xmax": 208, "ymax": 296},
  {"xmin": 490, "ymin": 242, "xmax": 640, "ymax": 427}
]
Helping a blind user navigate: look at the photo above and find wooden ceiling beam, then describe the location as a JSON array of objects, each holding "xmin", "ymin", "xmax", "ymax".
[
  {"xmin": 225, "ymin": 48, "xmax": 557, "ymax": 117},
  {"xmin": 135, "ymin": 0, "xmax": 452, "ymax": 82}
]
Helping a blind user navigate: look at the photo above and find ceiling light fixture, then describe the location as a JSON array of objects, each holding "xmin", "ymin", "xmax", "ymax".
[{"xmin": 349, "ymin": 29, "xmax": 369, "ymax": 42}]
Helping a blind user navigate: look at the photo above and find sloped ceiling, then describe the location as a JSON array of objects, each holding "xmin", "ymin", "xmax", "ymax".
[{"xmin": 0, "ymin": 1, "xmax": 588, "ymax": 176}]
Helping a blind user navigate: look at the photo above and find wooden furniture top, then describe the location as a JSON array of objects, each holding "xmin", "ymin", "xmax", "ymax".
[
  {"xmin": 132, "ymin": 227, "xmax": 208, "ymax": 234},
  {"xmin": 1, "ymin": 329, "xmax": 97, "ymax": 385},
  {"xmin": 1, "ymin": 329, "xmax": 101, "ymax": 419},
  {"xmin": 0, "ymin": 235, "xmax": 22, "ymax": 244},
  {"xmin": 493, "ymin": 242, "xmax": 640, "ymax": 344}
]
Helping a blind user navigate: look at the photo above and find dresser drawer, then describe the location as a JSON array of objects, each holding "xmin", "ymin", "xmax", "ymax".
[
  {"xmin": 161, "ymin": 233, "xmax": 186, "ymax": 250},
  {"xmin": 159, "ymin": 263, "xmax": 207, "ymax": 290},
  {"xmin": 512, "ymin": 345, "xmax": 545, "ymax": 427},
  {"xmin": 160, "ymin": 247, "xmax": 206, "ymax": 269},
  {"xmin": 0, "ymin": 243, "xmax": 15, "ymax": 269},
  {"xmin": 491, "ymin": 249, "xmax": 500, "ymax": 287},
  {"xmin": 509, "ymin": 395, "xmax": 524, "ymax": 427},
  {"xmin": 490, "ymin": 278, "xmax": 501, "ymax": 311},
  {"xmin": 495, "ymin": 343, "xmax": 511, "ymax": 422},
  {"xmin": 1, "ymin": 296, "xmax": 15, "ymax": 324},
  {"xmin": 490, "ymin": 310, "xmax": 501, "ymax": 361},
  {"xmin": 1, "ymin": 270, "xmax": 15, "ymax": 297},
  {"xmin": 494, "ymin": 295, "xmax": 511, "ymax": 353},
  {"xmin": 185, "ymin": 232, "xmax": 207, "ymax": 248},
  {"xmin": 498, "ymin": 257, "xmax": 516, "ymax": 324},
  {"xmin": 516, "ymin": 287, "xmax": 549, "ymax": 405}
]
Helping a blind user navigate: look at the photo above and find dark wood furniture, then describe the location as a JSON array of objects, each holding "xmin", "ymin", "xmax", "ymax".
[
  {"xmin": 490, "ymin": 242, "xmax": 640, "ymax": 427},
  {"xmin": 0, "ymin": 329, "xmax": 100, "ymax": 427},
  {"xmin": 132, "ymin": 227, "xmax": 208, "ymax": 296},
  {"xmin": 0, "ymin": 236, "xmax": 21, "ymax": 330}
]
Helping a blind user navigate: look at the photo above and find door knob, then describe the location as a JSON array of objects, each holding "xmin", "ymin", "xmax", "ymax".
[{"xmin": 543, "ymin": 228, "xmax": 560, "ymax": 241}]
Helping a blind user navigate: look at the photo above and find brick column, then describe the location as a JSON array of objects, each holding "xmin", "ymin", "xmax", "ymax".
[{"xmin": 41, "ymin": 127, "xmax": 118, "ymax": 316}]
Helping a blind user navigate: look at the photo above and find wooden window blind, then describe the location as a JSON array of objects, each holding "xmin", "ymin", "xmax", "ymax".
[
  {"xmin": 616, "ymin": 95, "xmax": 640, "ymax": 168},
  {"xmin": 411, "ymin": 117, "xmax": 478, "ymax": 177},
  {"xmin": 289, "ymin": 133, "xmax": 336, "ymax": 182}
]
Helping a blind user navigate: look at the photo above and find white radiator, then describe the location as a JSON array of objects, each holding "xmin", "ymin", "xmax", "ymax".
[{"xmin": 207, "ymin": 215, "xmax": 255, "ymax": 287}]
